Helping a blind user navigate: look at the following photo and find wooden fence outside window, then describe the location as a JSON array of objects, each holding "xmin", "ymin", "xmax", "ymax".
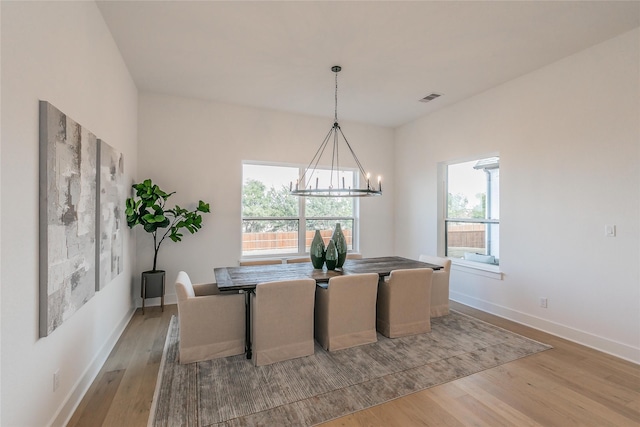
[{"xmin": 243, "ymin": 229, "xmax": 353, "ymax": 252}]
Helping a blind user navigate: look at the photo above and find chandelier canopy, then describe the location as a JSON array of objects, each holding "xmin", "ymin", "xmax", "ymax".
[{"xmin": 289, "ymin": 66, "xmax": 382, "ymax": 197}]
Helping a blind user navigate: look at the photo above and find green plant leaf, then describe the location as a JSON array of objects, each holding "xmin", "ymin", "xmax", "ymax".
[
  {"xmin": 143, "ymin": 222, "xmax": 157, "ymax": 233},
  {"xmin": 198, "ymin": 201, "xmax": 210, "ymax": 213},
  {"xmin": 142, "ymin": 213, "xmax": 157, "ymax": 223}
]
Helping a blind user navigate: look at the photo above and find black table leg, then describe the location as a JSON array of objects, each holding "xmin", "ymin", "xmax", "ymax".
[{"xmin": 245, "ymin": 290, "xmax": 253, "ymax": 359}]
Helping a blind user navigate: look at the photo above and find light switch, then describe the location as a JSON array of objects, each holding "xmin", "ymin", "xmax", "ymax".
[{"xmin": 605, "ymin": 225, "xmax": 616, "ymax": 237}]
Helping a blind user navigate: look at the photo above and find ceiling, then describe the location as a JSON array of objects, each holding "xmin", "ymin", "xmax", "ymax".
[{"xmin": 97, "ymin": 1, "xmax": 640, "ymax": 128}]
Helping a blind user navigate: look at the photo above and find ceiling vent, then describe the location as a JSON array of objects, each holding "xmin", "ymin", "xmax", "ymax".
[{"xmin": 419, "ymin": 93, "xmax": 442, "ymax": 103}]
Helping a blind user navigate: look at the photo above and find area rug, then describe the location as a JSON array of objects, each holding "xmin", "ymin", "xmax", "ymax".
[{"xmin": 149, "ymin": 311, "xmax": 551, "ymax": 426}]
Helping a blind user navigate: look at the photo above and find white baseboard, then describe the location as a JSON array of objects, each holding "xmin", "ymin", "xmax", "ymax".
[
  {"xmin": 137, "ymin": 294, "xmax": 178, "ymax": 308},
  {"xmin": 51, "ymin": 306, "xmax": 137, "ymax": 427},
  {"xmin": 450, "ymin": 291, "xmax": 640, "ymax": 364}
]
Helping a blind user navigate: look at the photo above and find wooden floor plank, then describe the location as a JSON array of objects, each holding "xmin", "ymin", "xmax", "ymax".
[
  {"xmin": 69, "ymin": 302, "xmax": 640, "ymax": 426},
  {"xmin": 426, "ymin": 382, "xmax": 520, "ymax": 427},
  {"xmin": 496, "ymin": 361, "xmax": 636, "ymax": 426},
  {"xmin": 365, "ymin": 392, "xmax": 465, "ymax": 427},
  {"xmin": 454, "ymin": 376, "xmax": 544, "ymax": 427},
  {"xmin": 102, "ymin": 306, "xmax": 177, "ymax": 427},
  {"xmin": 518, "ymin": 350, "xmax": 640, "ymax": 420},
  {"xmin": 67, "ymin": 369, "xmax": 125, "ymax": 427}
]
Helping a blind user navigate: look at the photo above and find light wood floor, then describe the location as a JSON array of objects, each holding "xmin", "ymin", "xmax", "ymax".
[{"xmin": 68, "ymin": 302, "xmax": 640, "ymax": 426}]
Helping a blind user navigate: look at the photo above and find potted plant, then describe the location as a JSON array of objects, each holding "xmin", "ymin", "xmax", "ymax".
[{"xmin": 125, "ymin": 179, "xmax": 210, "ymax": 312}]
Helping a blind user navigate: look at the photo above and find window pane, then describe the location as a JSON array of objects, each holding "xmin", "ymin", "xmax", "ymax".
[
  {"xmin": 447, "ymin": 158, "xmax": 499, "ymax": 220},
  {"xmin": 241, "ymin": 163, "xmax": 358, "ymax": 257},
  {"xmin": 242, "ymin": 164, "xmax": 298, "ymax": 217},
  {"xmin": 300, "ymin": 168, "xmax": 355, "ymax": 193},
  {"xmin": 305, "ymin": 169, "xmax": 354, "ymax": 217},
  {"xmin": 306, "ymin": 197, "xmax": 353, "ymax": 218},
  {"xmin": 242, "ymin": 219, "xmax": 298, "ymax": 256},
  {"xmin": 305, "ymin": 220, "xmax": 353, "ymax": 252},
  {"xmin": 445, "ymin": 221, "xmax": 499, "ymax": 264}
]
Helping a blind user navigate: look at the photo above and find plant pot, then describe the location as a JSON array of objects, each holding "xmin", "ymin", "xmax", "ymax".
[{"xmin": 141, "ymin": 270, "xmax": 165, "ymax": 314}]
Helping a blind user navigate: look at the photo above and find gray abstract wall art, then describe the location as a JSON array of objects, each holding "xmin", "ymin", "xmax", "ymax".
[
  {"xmin": 97, "ymin": 139, "xmax": 125, "ymax": 290},
  {"xmin": 39, "ymin": 101, "xmax": 97, "ymax": 337}
]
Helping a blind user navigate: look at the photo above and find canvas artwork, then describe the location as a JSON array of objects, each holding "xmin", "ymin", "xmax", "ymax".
[
  {"xmin": 97, "ymin": 139, "xmax": 125, "ymax": 290},
  {"xmin": 39, "ymin": 101, "xmax": 98, "ymax": 337}
]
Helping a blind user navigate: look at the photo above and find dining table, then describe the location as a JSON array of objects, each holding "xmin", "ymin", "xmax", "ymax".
[{"xmin": 214, "ymin": 256, "xmax": 442, "ymax": 358}]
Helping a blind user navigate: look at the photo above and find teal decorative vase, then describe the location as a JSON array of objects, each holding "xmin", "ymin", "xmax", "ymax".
[
  {"xmin": 325, "ymin": 239, "xmax": 338, "ymax": 270},
  {"xmin": 310, "ymin": 230, "xmax": 326, "ymax": 269},
  {"xmin": 332, "ymin": 223, "xmax": 348, "ymax": 268}
]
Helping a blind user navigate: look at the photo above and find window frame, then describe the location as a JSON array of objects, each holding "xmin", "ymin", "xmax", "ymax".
[
  {"xmin": 241, "ymin": 161, "xmax": 359, "ymax": 258},
  {"xmin": 440, "ymin": 155, "xmax": 500, "ymax": 269}
]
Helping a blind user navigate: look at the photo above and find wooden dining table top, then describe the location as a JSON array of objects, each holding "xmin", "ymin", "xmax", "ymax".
[{"xmin": 214, "ymin": 256, "xmax": 442, "ymax": 292}]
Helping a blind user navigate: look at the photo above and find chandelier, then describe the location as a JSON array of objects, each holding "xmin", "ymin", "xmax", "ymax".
[{"xmin": 289, "ymin": 66, "xmax": 382, "ymax": 197}]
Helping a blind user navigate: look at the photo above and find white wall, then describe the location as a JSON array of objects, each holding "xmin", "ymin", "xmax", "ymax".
[
  {"xmin": 1, "ymin": 2, "xmax": 138, "ymax": 426},
  {"xmin": 0, "ymin": 3, "xmax": 3, "ymax": 420},
  {"xmin": 395, "ymin": 29, "xmax": 640, "ymax": 363},
  {"xmin": 137, "ymin": 93, "xmax": 395, "ymax": 303}
]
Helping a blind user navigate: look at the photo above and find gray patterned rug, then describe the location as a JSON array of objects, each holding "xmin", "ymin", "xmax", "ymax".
[{"xmin": 149, "ymin": 311, "xmax": 551, "ymax": 426}]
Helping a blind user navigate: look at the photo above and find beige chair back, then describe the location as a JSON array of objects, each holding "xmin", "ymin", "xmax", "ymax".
[
  {"xmin": 175, "ymin": 271, "xmax": 196, "ymax": 301},
  {"xmin": 418, "ymin": 255, "xmax": 451, "ymax": 317},
  {"xmin": 175, "ymin": 271, "xmax": 245, "ymax": 364},
  {"xmin": 314, "ymin": 273, "xmax": 379, "ymax": 351},
  {"xmin": 377, "ymin": 268, "xmax": 433, "ymax": 338},
  {"xmin": 251, "ymin": 279, "xmax": 316, "ymax": 366}
]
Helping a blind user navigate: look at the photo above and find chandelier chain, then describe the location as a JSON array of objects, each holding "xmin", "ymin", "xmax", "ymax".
[{"xmin": 334, "ymin": 70, "xmax": 338, "ymax": 122}]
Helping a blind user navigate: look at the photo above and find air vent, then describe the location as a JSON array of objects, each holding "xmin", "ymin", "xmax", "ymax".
[{"xmin": 419, "ymin": 93, "xmax": 442, "ymax": 103}]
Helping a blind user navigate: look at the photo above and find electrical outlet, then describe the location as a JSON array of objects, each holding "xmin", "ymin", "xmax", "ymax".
[
  {"xmin": 539, "ymin": 298, "xmax": 548, "ymax": 309},
  {"xmin": 53, "ymin": 370, "xmax": 60, "ymax": 392},
  {"xmin": 605, "ymin": 224, "xmax": 616, "ymax": 237}
]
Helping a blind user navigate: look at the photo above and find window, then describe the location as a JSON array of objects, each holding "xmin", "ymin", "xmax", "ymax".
[
  {"xmin": 445, "ymin": 156, "xmax": 499, "ymax": 265},
  {"xmin": 242, "ymin": 163, "xmax": 357, "ymax": 257}
]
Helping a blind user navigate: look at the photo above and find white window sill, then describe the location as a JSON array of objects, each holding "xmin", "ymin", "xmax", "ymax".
[{"xmin": 451, "ymin": 258, "xmax": 503, "ymax": 280}]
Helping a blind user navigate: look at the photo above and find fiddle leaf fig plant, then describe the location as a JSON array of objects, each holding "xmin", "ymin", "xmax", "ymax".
[{"xmin": 125, "ymin": 179, "xmax": 210, "ymax": 271}]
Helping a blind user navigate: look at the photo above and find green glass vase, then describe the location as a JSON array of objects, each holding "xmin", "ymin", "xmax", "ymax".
[
  {"xmin": 310, "ymin": 229, "xmax": 326, "ymax": 269},
  {"xmin": 325, "ymin": 239, "xmax": 338, "ymax": 270},
  {"xmin": 332, "ymin": 223, "xmax": 347, "ymax": 268}
]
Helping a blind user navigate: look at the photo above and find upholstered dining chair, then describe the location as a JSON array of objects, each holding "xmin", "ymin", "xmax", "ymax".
[
  {"xmin": 175, "ymin": 271, "xmax": 245, "ymax": 364},
  {"xmin": 418, "ymin": 255, "xmax": 452, "ymax": 317},
  {"xmin": 251, "ymin": 278, "xmax": 316, "ymax": 366},
  {"xmin": 314, "ymin": 273, "xmax": 379, "ymax": 351},
  {"xmin": 376, "ymin": 268, "xmax": 433, "ymax": 338}
]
